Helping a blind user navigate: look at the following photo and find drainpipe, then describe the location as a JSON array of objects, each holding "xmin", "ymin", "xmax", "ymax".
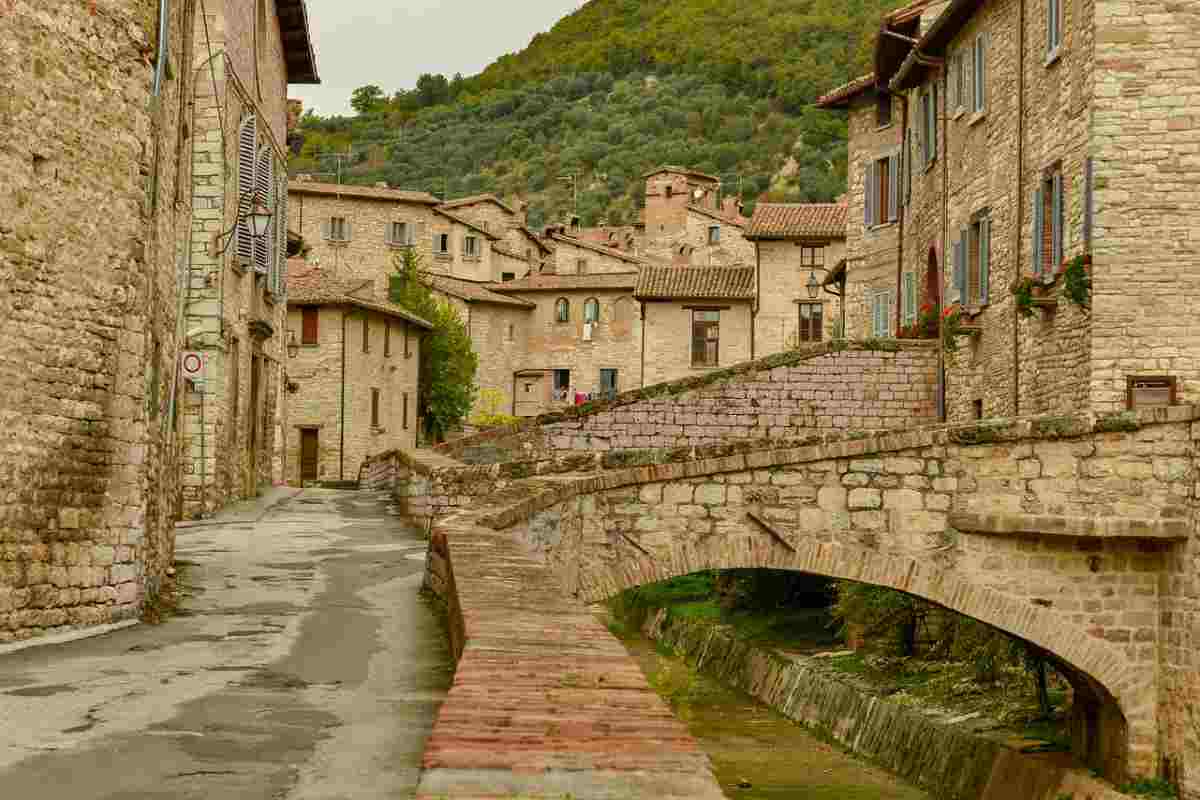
[
  {"xmin": 940, "ymin": 66, "xmax": 950, "ymax": 422},
  {"xmin": 896, "ymin": 92, "xmax": 907, "ymax": 334},
  {"xmin": 340, "ymin": 308, "xmax": 349, "ymax": 481},
  {"xmin": 639, "ymin": 301, "xmax": 646, "ymax": 387},
  {"xmin": 752, "ymin": 241, "xmax": 760, "ymax": 359},
  {"xmin": 152, "ymin": 0, "xmax": 171, "ymax": 97},
  {"xmin": 1012, "ymin": 0, "xmax": 1026, "ymax": 416}
]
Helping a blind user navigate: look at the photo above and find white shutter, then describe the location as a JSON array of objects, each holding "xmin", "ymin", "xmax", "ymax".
[
  {"xmin": 1033, "ymin": 186, "xmax": 1045, "ymax": 277},
  {"xmin": 253, "ymin": 148, "xmax": 271, "ymax": 274},
  {"xmin": 979, "ymin": 217, "xmax": 990, "ymax": 304},
  {"xmin": 275, "ymin": 175, "xmax": 288, "ymax": 295},
  {"xmin": 235, "ymin": 116, "xmax": 257, "ymax": 263}
]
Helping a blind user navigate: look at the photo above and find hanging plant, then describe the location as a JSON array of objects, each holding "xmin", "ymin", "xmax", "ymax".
[
  {"xmin": 942, "ymin": 305, "xmax": 964, "ymax": 354},
  {"xmin": 1061, "ymin": 254, "xmax": 1091, "ymax": 310},
  {"xmin": 1011, "ymin": 277, "xmax": 1037, "ymax": 318}
]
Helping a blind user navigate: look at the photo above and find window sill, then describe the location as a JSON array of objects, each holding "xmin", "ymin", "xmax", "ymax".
[
  {"xmin": 690, "ymin": 365, "xmax": 721, "ymax": 371},
  {"xmin": 967, "ymin": 110, "xmax": 987, "ymax": 127},
  {"xmin": 434, "ymin": 253, "xmax": 452, "ymax": 260},
  {"xmin": 923, "ymin": 159, "xmax": 938, "ymax": 174},
  {"xmin": 875, "ymin": 122, "xmax": 893, "ymax": 132},
  {"xmin": 371, "ymin": 427, "xmax": 387, "ymax": 436},
  {"xmin": 1045, "ymin": 47, "xmax": 1063, "ymax": 68},
  {"xmin": 952, "ymin": 107, "xmax": 966, "ymax": 121},
  {"xmin": 462, "ymin": 255, "xmax": 482, "ymax": 262},
  {"xmin": 325, "ymin": 239, "xmax": 351, "ymax": 247},
  {"xmin": 867, "ymin": 222, "xmax": 898, "ymax": 233},
  {"xmin": 387, "ymin": 242, "xmax": 415, "ymax": 250}
]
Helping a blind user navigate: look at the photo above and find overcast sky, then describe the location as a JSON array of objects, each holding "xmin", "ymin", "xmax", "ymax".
[{"xmin": 291, "ymin": 0, "xmax": 585, "ymax": 117}]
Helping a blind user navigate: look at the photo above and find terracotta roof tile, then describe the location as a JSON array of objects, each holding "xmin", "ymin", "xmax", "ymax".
[
  {"xmin": 438, "ymin": 194, "xmax": 518, "ymax": 216},
  {"xmin": 434, "ymin": 207, "xmax": 502, "ymax": 240},
  {"xmin": 422, "ymin": 272, "xmax": 535, "ymax": 308},
  {"xmin": 492, "ymin": 272, "xmax": 639, "ymax": 293},
  {"xmin": 635, "ymin": 265, "xmax": 756, "ymax": 301},
  {"xmin": 746, "ymin": 202, "xmax": 848, "ymax": 240},
  {"xmin": 687, "ymin": 204, "xmax": 745, "ymax": 228},
  {"xmin": 287, "ymin": 180, "xmax": 442, "ymax": 205},
  {"xmin": 285, "ymin": 262, "xmax": 433, "ymax": 329},
  {"xmin": 816, "ymin": 73, "xmax": 877, "ymax": 108},
  {"xmin": 547, "ymin": 233, "xmax": 647, "ymax": 265}
]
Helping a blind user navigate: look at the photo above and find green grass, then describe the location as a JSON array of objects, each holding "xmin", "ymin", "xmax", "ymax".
[{"xmin": 1119, "ymin": 778, "xmax": 1178, "ymax": 799}]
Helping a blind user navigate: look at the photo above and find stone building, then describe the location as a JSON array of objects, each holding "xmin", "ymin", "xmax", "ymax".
[
  {"xmin": 283, "ymin": 264, "xmax": 429, "ymax": 483},
  {"xmin": 746, "ymin": 202, "xmax": 849, "ymax": 354},
  {"xmin": 437, "ymin": 193, "xmax": 551, "ymax": 274},
  {"xmin": 635, "ymin": 265, "xmax": 756, "ymax": 386},
  {"xmin": 180, "ymin": 0, "xmax": 319, "ymax": 516},
  {"xmin": 544, "ymin": 230, "xmax": 648, "ymax": 276}
]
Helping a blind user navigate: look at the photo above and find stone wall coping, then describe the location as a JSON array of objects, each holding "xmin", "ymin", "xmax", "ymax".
[
  {"xmin": 434, "ymin": 338, "xmax": 941, "ymax": 457},
  {"xmin": 474, "ymin": 406, "xmax": 1200, "ymax": 532},
  {"xmin": 950, "ymin": 512, "xmax": 1190, "ymax": 541}
]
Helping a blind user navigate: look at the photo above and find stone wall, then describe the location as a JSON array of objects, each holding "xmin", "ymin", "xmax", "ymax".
[
  {"xmin": 645, "ymin": 612, "xmax": 1130, "ymax": 800},
  {"xmin": 755, "ymin": 237, "xmax": 847, "ymax": 354},
  {"xmin": 437, "ymin": 341, "xmax": 940, "ymax": 463},
  {"xmin": 641, "ymin": 300, "xmax": 755, "ymax": 387},
  {"xmin": 0, "ymin": 0, "xmax": 194, "ymax": 640}
]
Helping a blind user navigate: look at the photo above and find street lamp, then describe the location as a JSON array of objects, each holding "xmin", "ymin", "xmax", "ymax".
[
  {"xmin": 287, "ymin": 330, "xmax": 300, "ymax": 359},
  {"xmin": 806, "ymin": 270, "xmax": 821, "ymax": 300},
  {"xmin": 247, "ymin": 196, "xmax": 274, "ymax": 239}
]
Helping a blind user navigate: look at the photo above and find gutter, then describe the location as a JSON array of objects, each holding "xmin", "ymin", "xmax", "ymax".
[
  {"xmin": 340, "ymin": 309, "xmax": 349, "ymax": 480},
  {"xmin": 896, "ymin": 95, "xmax": 908, "ymax": 334},
  {"xmin": 752, "ymin": 242, "xmax": 761, "ymax": 360},
  {"xmin": 152, "ymin": 0, "xmax": 171, "ymax": 96},
  {"xmin": 639, "ymin": 301, "xmax": 646, "ymax": 388},
  {"xmin": 1012, "ymin": 0, "xmax": 1025, "ymax": 416}
]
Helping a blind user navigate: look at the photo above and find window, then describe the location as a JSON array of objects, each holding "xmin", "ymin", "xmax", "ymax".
[
  {"xmin": 1127, "ymin": 377, "xmax": 1176, "ymax": 410},
  {"xmin": 464, "ymin": 235, "xmax": 479, "ymax": 258},
  {"xmin": 404, "ymin": 321, "xmax": 412, "ymax": 358},
  {"xmin": 865, "ymin": 154, "xmax": 899, "ymax": 227},
  {"xmin": 691, "ymin": 310, "xmax": 720, "ymax": 367},
  {"xmin": 798, "ymin": 302, "xmax": 823, "ymax": 343},
  {"xmin": 389, "ymin": 222, "xmax": 411, "ymax": 246},
  {"xmin": 577, "ymin": 258, "xmax": 589, "ymax": 274},
  {"xmin": 301, "ymin": 307, "xmax": 319, "ymax": 345},
  {"xmin": 371, "ymin": 388, "xmax": 380, "ymax": 428},
  {"xmin": 384, "ymin": 321, "xmax": 391, "ymax": 357},
  {"xmin": 708, "ymin": 225, "xmax": 721, "ymax": 245},
  {"xmin": 871, "ymin": 290, "xmax": 894, "ymax": 338},
  {"xmin": 600, "ymin": 368, "xmax": 618, "ymax": 400},
  {"xmin": 555, "ymin": 298, "xmax": 570, "ymax": 323},
  {"xmin": 434, "ymin": 233, "xmax": 450, "ymax": 255},
  {"xmin": 800, "ymin": 246, "xmax": 824, "ymax": 267},
  {"xmin": 1032, "ymin": 167, "xmax": 1064, "ymax": 278},
  {"xmin": 902, "ymin": 272, "xmax": 918, "ymax": 327},
  {"xmin": 362, "ymin": 315, "xmax": 370, "ymax": 353},
  {"xmin": 954, "ymin": 213, "xmax": 992, "ymax": 305},
  {"xmin": 584, "ymin": 297, "xmax": 600, "ymax": 324},
  {"xmin": 506, "ymin": 323, "xmax": 515, "ymax": 341},
  {"xmin": 876, "ymin": 90, "xmax": 892, "ymax": 128},
  {"xmin": 553, "ymin": 369, "xmax": 571, "ymax": 402},
  {"xmin": 973, "ymin": 399, "xmax": 984, "ymax": 420},
  {"xmin": 1047, "ymin": 0, "xmax": 1062, "ymax": 56},
  {"xmin": 525, "ymin": 248, "xmax": 533, "ymax": 261},
  {"xmin": 402, "ymin": 392, "xmax": 409, "ymax": 430},
  {"xmin": 951, "ymin": 50, "xmax": 968, "ymax": 113},
  {"xmin": 327, "ymin": 216, "xmax": 349, "ymax": 242},
  {"xmin": 501, "ymin": 272, "xmax": 516, "ymax": 282},
  {"xmin": 972, "ymin": 33, "xmax": 988, "ymax": 114}
]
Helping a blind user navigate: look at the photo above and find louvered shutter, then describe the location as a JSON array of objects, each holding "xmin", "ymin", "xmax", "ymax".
[
  {"xmin": 253, "ymin": 148, "xmax": 271, "ymax": 274},
  {"xmin": 948, "ymin": 53, "xmax": 957, "ymax": 112},
  {"xmin": 974, "ymin": 35, "xmax": 985, "ymax": 113},
  {"xmin": 979, "ymin": 218, "xmax": 991, "ymax": 304},
  {"xmin": 864, "ymin": 161, "xmax": 876, "ymax": 226},
  {"xmin": 236, "ymin": 116, "xmax": 257, "ymax": 263},
  {"xmin": 1032, "ymin": 186, "xmax": 1045, "ymax": 277},
  {"xmin": 346, "ymin": 220, "xmax": 354, "ymax": 243},
  {"xmin": 1084, "ymin": 158, "xmax": 1094, "ymax": 248},
  {"xmin": 954, "ymin": 235, "xmax": 967, "ymax": 301},
  {"xmin": 276, "ymin": 175, "xmax": 288, "ymax": 295},
  {"xmin": 888, "ymin": 154, "xmax": 899, "ymax": 222},
  {"xmin": 888, "ymin": 289, "xmax": 896, "ymax": 336},
  {"xmin": 1051, "ymin": 173, "xmax": 1064, "ymax": 269}
]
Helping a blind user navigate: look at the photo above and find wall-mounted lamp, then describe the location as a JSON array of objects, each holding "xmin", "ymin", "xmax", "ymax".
[
  {"xmin": 806, "ymin": 270, "xmax": 821, "ymax": 300},
  {"xmin": 286, "ymin": 330, "xmax": 299, "ymax": 359}
]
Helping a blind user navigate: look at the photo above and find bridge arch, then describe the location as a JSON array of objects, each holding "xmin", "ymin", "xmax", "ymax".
[{"xmin": 572, "ymin": 533, "xmax": 1132, "ymax": 781}]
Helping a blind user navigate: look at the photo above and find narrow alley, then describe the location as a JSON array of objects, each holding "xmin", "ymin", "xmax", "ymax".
[{"xmin": 0, "ymin": 489, "xmax": 452, "ymax": 799}]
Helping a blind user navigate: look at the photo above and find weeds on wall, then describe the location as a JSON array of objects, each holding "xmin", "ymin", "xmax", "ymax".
[
  {"xmin": 1012, "ymin": 277, "xmax": 1038, "ymax": 318},
  {"xmin": 1061, "ymin": 254, "xmax": 1092, "ymax": 311}
]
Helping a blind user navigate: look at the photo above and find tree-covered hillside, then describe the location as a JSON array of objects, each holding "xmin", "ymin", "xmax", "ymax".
[{"xmin": 290, "ymin": 0, "xmax": 897, "ymax": 228}]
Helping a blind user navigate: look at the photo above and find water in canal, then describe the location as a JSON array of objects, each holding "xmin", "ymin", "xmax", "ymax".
[{"xmin": 621, "ymin": 635, "xmax": 930, "ymax": 800}]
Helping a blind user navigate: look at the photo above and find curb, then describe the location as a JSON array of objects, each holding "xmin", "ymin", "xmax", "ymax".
[{"xmin": 0, "ymin": 619, "xmax": 140, "ymax": 657}]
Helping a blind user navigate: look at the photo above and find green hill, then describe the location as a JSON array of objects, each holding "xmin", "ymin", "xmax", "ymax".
[{"xmin": 290, "ymin": 0, "xmax": 897, "ymax": 228}]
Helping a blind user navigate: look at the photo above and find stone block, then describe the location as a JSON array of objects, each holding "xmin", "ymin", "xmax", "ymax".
[
  {"xmin": 695, "ymin": 484, "xmax": 726, "ymax": 505},
  {"xmin": 663, "ymin": 484, "xmax": 694, "ymax": 505},
  {"xmin": 817, "ymin": 487, "xmax": 847, "ymax": 511},
  {"xmin": 848, "ymin": 488, "xmax": 882, "ymax": 510},
  {"xmin": 883, "ymin": 489, "xmax": 924, "ymax": 512}
]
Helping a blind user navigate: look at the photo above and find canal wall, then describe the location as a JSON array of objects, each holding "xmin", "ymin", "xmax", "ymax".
[{"xmin": 642, "ymin": 610, "xmax": 1130, "ymax": 800}]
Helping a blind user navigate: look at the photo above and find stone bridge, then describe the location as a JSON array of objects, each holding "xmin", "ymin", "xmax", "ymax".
[{"xmin": 398, "ymin": 405, "xmax": 1200, "ymax": 798}]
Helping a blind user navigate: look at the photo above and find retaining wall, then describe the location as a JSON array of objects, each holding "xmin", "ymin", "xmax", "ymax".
[{"xmin": 644, "ymin": 611, "xmax": 1129, "ymax": 800}]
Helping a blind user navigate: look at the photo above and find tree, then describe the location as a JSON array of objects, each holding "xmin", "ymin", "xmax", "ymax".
[
  {"xmin": 388, "ymin": 249, "xmax": 478, "ymax": 441},
  {"xmin": 350, "ymin": 84, "xmax": 385, "ymax": 115}
]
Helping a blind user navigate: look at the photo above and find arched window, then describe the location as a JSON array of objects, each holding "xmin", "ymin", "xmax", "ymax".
[
  {"xmin": 555, "ymin": 298, "xmax": 570, "ymax": 323},
  {"xmin": 584, "ymin": 298, "xmax": 600, "ymax": 324}
]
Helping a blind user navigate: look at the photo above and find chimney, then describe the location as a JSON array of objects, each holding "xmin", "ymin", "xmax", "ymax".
[
  {"xmin": 722, "ymin": 196, "xmax": 741, "ymax": 218},
  {"xmin": 672, "ymin": 244, "xmax": 692, "ymax": 267}
]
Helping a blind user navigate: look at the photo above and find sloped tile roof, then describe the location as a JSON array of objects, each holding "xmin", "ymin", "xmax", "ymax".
[
  {"xmin": 547, "ymin": 233, "xmax": 647, "ymax": 265},
  {"xmin": 434, "ymin": 207, "xmax": 502, "ymax": 240},
  {"xmin": 438, "ymin": 194, "xmax": 519, "ymax": 216},
  {"xmin": 287, "ymin": 181, "xmax": 442, "ymax": 205},
  {"xmin": 491, "ymin": 272, "xmax": 639, "ymax": 293},
  {"xmin": 746, "ymin": 202, "xmax": 848, "ymax": 240},
  {"xmin": 687, "ymin": 204, "xmax": 745, "ymax": 228},
  {"xmin": 635, "ymin": 265, "xmax": 756, "ymax": 301},
  {"xmin": 286, "ymin": 262, "xmax": 433, "ymax": 329},
  {"xmin": 816, "ymin": 73, "xmax": 877, "ymax": 108},
  {"xmin": 422, "ymin": 272, "xmax": 535, "ymax": 308}
]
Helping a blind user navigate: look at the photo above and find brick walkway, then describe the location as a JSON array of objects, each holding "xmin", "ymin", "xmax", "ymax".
[{"xmin": 417, "ymin": 496, "xmax": 725, "ymax": 799}]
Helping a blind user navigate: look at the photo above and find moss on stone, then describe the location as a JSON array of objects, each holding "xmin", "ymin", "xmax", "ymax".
[
  {"xmin": 1093, "ymin": 412, "xmax": 1140, "ymax": 434},
  {"xmin": 1033, "ymin": 416, "xmax": 1088, "ymax": 439}
]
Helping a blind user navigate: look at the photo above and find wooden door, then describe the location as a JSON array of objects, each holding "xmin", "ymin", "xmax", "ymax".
[{"xmin": 300, "ymin": 429, "xmax": 319, "ymax": 483}]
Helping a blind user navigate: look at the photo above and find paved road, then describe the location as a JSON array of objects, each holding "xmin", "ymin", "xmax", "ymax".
[{"xmin": 0, "ymin": 489, "xmax": 452, "ymax": 799}]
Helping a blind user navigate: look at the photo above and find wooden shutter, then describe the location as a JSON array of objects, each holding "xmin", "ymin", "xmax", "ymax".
[
  {"xmin": 236, "ymin": 116, "xmax": 257, "ymax": 263},
  {"xmin": 979, "ymin": 218, "xmax": 991, "ymax": 304},
  {"xmin": 1084, "ymin": 158, "xmax": 1094, "ymax": 248},
  {"xmin": 948, "ymin": 53, "xmax": 957, "ymax": 111},
  {"xmin": 974, "ymin": 35, "xmax": 986, "ymax": 113},
  {"xmin": 1032, "ymin": 186, "xmax": 1045, "ymax": 277},
  {"xmin": 888, "ymin": 289, "xmax": 896, "ymax": 336},
  {"xmin": 1052, "ymin": 172, "xmax": 1064, "ymax": 268},
  {"xmin": 888, "ymin": 154, "xmax": 899, "ymax": 222},
  {"xmin": 864, "ymin": 161, "xmax": 876, "ymax": 226},
  {"xmin": 253, "ymin": 149, "xmax": 271, "ymax": 274},
  {"xmin": 954, "ymin": 234, "xmax": 967, "ymax": 301},
  {"xmin": 275, "ymin": 174, "xmax": 288, "ymax": 294},
  {"xmin": 301, "ymin": 307, "xmax": 318, "ymax": 344}
]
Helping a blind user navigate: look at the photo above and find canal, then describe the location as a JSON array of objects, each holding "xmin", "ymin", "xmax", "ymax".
[{"xmin": 621, "ymin": 634, "xmax": 931, "ymax": 800}]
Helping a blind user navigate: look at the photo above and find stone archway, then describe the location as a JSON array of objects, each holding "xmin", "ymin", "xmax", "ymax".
[{"xmin": 569, "ymin": 533, "xmax": 1131, "ymax": 782}]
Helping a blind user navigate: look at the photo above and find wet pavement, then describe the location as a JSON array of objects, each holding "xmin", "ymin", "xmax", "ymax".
[{"xmin": 0, "ymin": 488, "xmax": 452, "ymax": 799}]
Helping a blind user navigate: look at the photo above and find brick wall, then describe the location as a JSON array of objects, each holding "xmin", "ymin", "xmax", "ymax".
[
  {"xmin": 438, "ymin": 341, "xmax": 939, "ymax": 462},
  {"xmin": 0, "ymin": 0, "xmax": 193, "ymax": 640}
]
